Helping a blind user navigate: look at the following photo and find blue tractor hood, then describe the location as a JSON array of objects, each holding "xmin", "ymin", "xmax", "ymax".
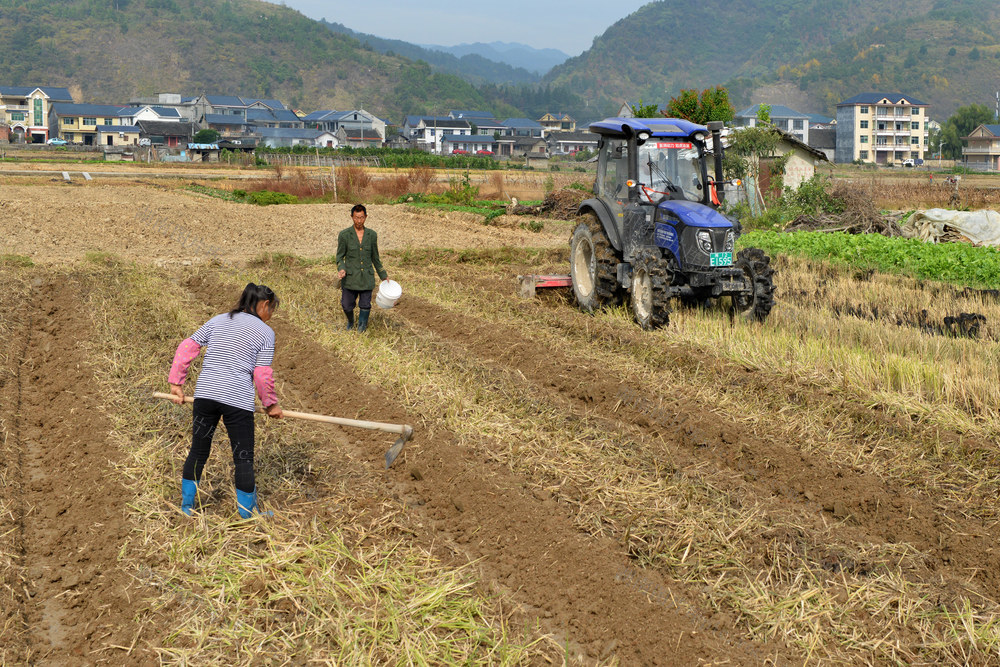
[{"xmin": 657, "ymin": 200, "xmax": 733, "ymax": 228}]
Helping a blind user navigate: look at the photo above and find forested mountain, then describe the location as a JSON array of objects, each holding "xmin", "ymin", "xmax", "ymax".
[
  {"xmin": 418, "ymin": 42, "xmax": 569, "ymax": 75},
  {"xmin": 320, "ymin": 21, "xmax": 542, "ymax": 85},
  {"xmin": 546, "ymin": 0, "xmax": 1000, "ymax": 121},
  {"xmin": 0, "ymin": 0, "xmax": 527, "ymax": 118}
]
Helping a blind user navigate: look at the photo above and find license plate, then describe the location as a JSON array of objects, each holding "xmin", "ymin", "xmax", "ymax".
[{"xmin": 710, "ymin": 252, "xmax": 732, "ymax": 267}]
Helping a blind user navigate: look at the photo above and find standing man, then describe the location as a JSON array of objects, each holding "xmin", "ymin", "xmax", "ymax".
[{"xmin": 337, "ymin": 203, "xmax": 388, "ymax": 333}]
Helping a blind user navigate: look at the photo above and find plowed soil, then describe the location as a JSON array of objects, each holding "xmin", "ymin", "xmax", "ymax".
[
  {"xmin": 0, "ymin": 275, "xmax": 157, "ymax": 664},
  {"xmin": 4, "ymin": 176, "xmax": 1000, "ymax": 664}
]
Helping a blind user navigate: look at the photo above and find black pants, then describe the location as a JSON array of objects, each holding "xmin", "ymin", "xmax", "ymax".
[
  {"xmin": 183, "ymin": 398, "xmax": 256, "ymax": 493},
  {"xmin": 342, "ymin": 287, "xmax": 372, "ymax": 311}
]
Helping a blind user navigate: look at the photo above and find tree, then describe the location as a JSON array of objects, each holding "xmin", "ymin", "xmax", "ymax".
[
  {"xmin": 939, "ymin": 104, "xmax": 994, "ymax": 159},
  {"xmin": 664, "ymin": 86, "xmax": 734, "ymax": 125},
  {"xmin": 724, "ymin": 123, "xmax": 785, "ymax": 210},
  {"xmin": 630, "ymin": 99, "xmax": 662, "ymax": 117},
  {"xmin": 193, "ymin": 128, "xmax": 220, "ymax": 143}
]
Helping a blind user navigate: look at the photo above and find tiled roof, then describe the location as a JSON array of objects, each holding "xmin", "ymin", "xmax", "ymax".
[
  {"xmin": 0, "ymin": 86, "xmax": 73, "ymax": 101},
  {"xmin": 419, "ymin": 119, "xmax": 470, "ymax": 129},
  {"xmin": 136, "ymin": 120, "xmax": 194, "ymax": 135},
  {"xmin": 51, "ymin": 103, "xmax": 126, "ymax": 116},
  {"xmin": 204, "ymin": 95, "xmax": 246, "ymax": 107},
  {"xmin": 118, "ymin": 106, "xmax": 182, "ymax": 118},
  {"xmin": 303, "ymin": 110, "xmax": 341, "ymax": 121},
  {"xmin": 503, "ymin": 118, "xmax": 543, "ymax": 128},
  {"xmin": 204, "ymin": 114, "xmax": 248, "ymax": 125},
  {"xmin": 983, "ymin": 124, "xmax": 1000, "ymax": 136},
  {"xmin": 96, "ymin": 125, "xmax": 140, "ymax": 132},
  {"xmin": 838, "ymin": 93, "xmax": 928, "ymax": 106}
]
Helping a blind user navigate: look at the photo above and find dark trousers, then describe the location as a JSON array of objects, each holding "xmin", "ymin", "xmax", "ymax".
[
  {"xmin": 183, "ymin": 398, "xmax": 256, "ymax": 493},
  {"xmin": 342, "ymin": 287, "xmax": 372, "ymax": 311}
]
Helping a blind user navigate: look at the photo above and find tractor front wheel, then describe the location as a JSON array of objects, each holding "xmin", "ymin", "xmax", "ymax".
[
  {"xmin": 570, "ymin": 213, "xmax": 622, "ymax": 312},
  {"xmin": 730, "ymin": 247, "xmax": 776, "ymax": 322},
  {"xmin": 631, "ymin": 249, "xmax": 672, "ymax": 330}
]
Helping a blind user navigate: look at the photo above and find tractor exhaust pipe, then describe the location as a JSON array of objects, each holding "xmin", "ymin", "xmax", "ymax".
[{"xmin": 706, "ymin": 121, "xmax": 725, "ymax": 204}]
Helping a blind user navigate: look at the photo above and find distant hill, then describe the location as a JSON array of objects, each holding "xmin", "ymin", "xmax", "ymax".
[
  {"xmin": 0, "ymin": 0, "xmax": 523, "ymax": 120},
  {"xmin": 419, "ymin": 42, "xmax": 570, "ymax": 75},
  {"xmin": 545, "ymin": 0, "xmax": 1000, "ymax": 121},
  {"xmin": 321, "ymin": 22, "xmax": 542, "ymax": 85}
]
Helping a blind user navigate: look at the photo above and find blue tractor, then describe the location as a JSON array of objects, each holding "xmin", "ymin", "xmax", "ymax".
[{"xmin": 571, "ymin": 117, "xmax": 775, "ymax": 329}]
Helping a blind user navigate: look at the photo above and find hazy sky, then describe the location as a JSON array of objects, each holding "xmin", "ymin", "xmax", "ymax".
[{"xmin": 273, "ymin": 0, "xmax": 651, "ymax": 55}]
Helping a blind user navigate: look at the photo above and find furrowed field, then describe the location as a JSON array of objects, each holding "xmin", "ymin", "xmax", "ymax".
[{"xmin": 4, "ymin": 165, "xmax": 1000, "ymax": 665}]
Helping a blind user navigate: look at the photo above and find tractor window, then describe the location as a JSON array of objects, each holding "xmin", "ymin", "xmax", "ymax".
[
  {"xmin": 638, "ymin": 141, "xmax": 704, "ymax": 203},
  {"xmin": 598, "ymin": 139, "xmax": 628, "ymax": 200}
]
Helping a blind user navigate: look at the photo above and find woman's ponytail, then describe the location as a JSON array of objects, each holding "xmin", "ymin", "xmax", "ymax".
[{"xmin": 229, "ymin": 283, "xmax": 279, "ymax": 319}]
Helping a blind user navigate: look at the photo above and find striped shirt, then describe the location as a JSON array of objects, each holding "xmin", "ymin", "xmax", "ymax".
[{"xmin": 190, "ymin": 312, "xmax": 275, "ymax": 412}]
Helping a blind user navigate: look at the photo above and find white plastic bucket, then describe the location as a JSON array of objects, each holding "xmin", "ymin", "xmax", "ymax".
[{"xmin": 375, "ymin": 279, "xmax": 402, "ymax": 309}]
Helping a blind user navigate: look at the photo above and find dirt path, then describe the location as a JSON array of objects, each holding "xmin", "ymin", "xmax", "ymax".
[
  {"xmin": 0, "ymin": 274, "xmax": 151, "ymax": 664},
  {"xmin": 181, "ymin": 272, "xmax": 790, "ymax": 665}
]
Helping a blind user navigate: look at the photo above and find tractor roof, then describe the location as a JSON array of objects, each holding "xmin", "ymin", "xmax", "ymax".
[{"xmin": 589, "ymin": 117, "xmax": 706, "ymax": 138}]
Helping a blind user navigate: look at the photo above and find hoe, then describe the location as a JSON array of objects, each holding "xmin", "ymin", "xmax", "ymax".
[{"xmin": 153, "ymin": 392, "xmax": 413, "ymax": 468}]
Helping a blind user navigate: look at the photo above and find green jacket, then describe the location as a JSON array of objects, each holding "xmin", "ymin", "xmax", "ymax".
[{"xmin": 336, "ymin": 226, "xmax": 387, "ymax": 291}]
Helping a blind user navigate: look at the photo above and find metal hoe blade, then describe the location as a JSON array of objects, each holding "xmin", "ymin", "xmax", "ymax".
[{"xmin": 385, "ymin": 426, "xmax": 413, "ymax": 468}]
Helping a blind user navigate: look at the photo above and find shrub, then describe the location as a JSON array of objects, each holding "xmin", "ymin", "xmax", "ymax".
[{"xmin": 246, "ymin": 190, "xmax": 298, "ymax": 206}]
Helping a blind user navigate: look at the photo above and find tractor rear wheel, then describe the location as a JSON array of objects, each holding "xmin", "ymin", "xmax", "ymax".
[
  {"xmin": 570, "ymin": 212, "xmax": 622, "ymax": 312},
  {"xmin": 730, "ymin": 247, "xmax": 775, "ymax": 322},
  {"xmin": 631, "ymin": 248, "xmax": 671, "ymax": 330}
]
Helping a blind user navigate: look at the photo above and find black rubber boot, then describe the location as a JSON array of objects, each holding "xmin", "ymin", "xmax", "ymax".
[
  {"xmin": 357, "ymin": 308, "xmax": 370, "ymax": 333},
  {"xmin": 344, "ymin": 309, "xmax": 355, "ymax": 331}
]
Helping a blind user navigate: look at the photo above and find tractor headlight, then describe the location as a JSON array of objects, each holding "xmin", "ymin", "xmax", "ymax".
[
  {"xmin": 725, "ymin": 230, "xmax": 735, "ymax": 252},
  {"xmin": 697, "ymin": 230, "xmax": 712, "ymax": 254}
]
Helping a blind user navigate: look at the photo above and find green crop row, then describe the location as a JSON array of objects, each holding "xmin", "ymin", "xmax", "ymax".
[{"xmin": 741, "ymin": 230, "xmax": 1000, "ymax": 288}]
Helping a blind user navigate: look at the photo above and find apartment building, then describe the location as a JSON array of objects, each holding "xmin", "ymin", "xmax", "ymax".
[{"xmin": 835, "ymin": 93, "xmax": 929, "ymax": 164}]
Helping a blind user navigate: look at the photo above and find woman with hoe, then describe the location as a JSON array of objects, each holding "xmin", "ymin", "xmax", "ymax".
[
  {"xmin": 337, "ymin": 203, "xmax": 388, "ymax": 332},
  {"xmin": 167, "ymin": 283, "xmax": 283, "ymax": 518}
]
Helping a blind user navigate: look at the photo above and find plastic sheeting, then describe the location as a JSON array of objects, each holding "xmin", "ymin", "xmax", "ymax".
[{"xmin": 902, "ymin": 208, "xmax": 1000, "ymax": 246}]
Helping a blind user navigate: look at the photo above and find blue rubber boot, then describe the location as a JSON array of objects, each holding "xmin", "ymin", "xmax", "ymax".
[
  {"xmin": 181, "ymin": 478, "xmax": 198, "ymax": 516},
  {"xmin": 357, "ymin": 308, "xmax": 370, "ymax": 333},
  {"xmin": 236, "ymin": 487, "xmax": 272, "ymax": 519}
]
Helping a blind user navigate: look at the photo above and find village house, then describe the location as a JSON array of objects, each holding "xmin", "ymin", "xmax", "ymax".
[
  {"xmin": 835, "ymin": 93, "xmax": 929, "ymax": 165},
  {"xmin": 470, "ymin": 117, "xmax": 509, "ymax": 137},
  {"xmin": 247, "ymin": 107, "xmax": 305, "ymax": 129},
  {"xmin": 256, "ymin": 127, "xmax": 334, "ymax": 148},
  {"xmin": 735, "ymin": 104, "xmax": 811, "ymax": 144},
  {"xmin": 961, "ymin": 124, "xmax": 1000, "ymax": 171},
  {"xmin": 96, "ymin": 124, "xmax": 141, "ymax": 148},
  {"xmin": 504, "ymin": 117, "xmax": 544, "ymax": 137},
  {"xmin": 538, "ymin": 112, "xmax": 576, "ymax": 133},
  {"xmin": 304, "ymin": 109, "xmax": 386, "ymax": 140},
  {"xmin": 335, "ymin": 127, "xmax": 382, "ymax": 148},
  {"xmin": 128, "ymin": 93, "xmax": 199, "ymax": 121},
  {"xmin": 203, "ymin": 114, "xmax": 251, "ymax": 138},
  {"xmin": 118, "ymin": 105, "xmax": 183, "ymax": 125},
  {"xmin": 547, "ymin": 130, "xmax": 599, "ymax": 155},
  {"xmin": 441, "ymin": 134, "xmax": 496, "ymax": 154},
  {"xmin": 136, "ymin": 120, "xmax": 195, "ymax": 148},
  {"xmin": 49, "ymin": 103, "xmax": 126, "ymax": 145},
  {"xmin": 409, "ymin": 117, "xmax": 472, "ymax": 153},
  {"xmin": 0, "ymin": 86, "xmax": 73, "ymax": 143}
]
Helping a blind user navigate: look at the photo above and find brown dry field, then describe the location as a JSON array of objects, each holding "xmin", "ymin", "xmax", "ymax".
[{"xmin": 4, "ymin": 169, "xmax": 1000, "ymax": 665}]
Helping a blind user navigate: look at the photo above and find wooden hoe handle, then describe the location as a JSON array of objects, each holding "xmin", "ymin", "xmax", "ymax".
[{"xmin": 152, "ymin": 392, "xmax": 413, "ymax": 438}]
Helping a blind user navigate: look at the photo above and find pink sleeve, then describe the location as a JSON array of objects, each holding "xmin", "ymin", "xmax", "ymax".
[
  {"xmin": 253, "ymin": 366, "xmax": 278, "ymax": 407},
  {"xmin": 168, "ymin": 338, "xmax": 202, "ymax": 385}
]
